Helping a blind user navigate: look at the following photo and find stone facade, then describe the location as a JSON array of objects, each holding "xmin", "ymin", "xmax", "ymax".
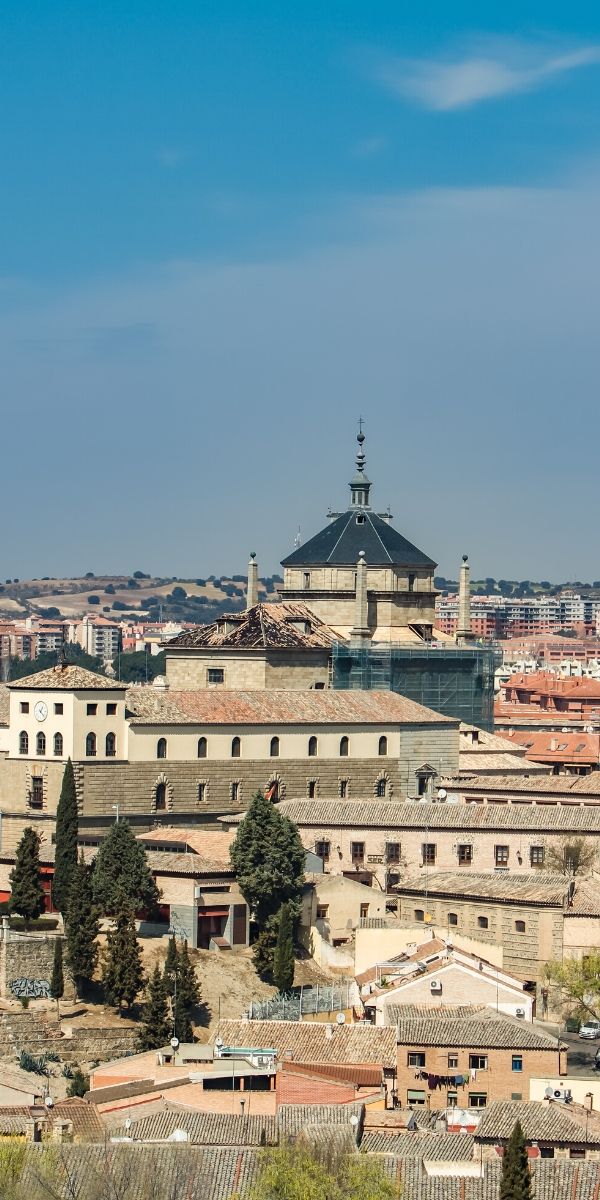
[
  {"xmin": 396, "ymin": 1043, "xmax": 565, "ymax": 1109},
  {"xmin": 165, "ymin": 648, "xmax": 330, "ymax": 692},
  {"xmin": 0, "ymin": 933, "xmax": 75, "ymax": 1002}
]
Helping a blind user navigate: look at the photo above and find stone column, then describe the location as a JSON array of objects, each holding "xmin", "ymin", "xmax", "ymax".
[
  {"xmin": 246, "ymin": 553, "xmax": 258, "ymax": 611},
  {"xmin": 350, "ymin": 552, "xmax": 371, "ymax": 642},
  {"xmin": 456, "ymin": 554, "xmax": 474, "ymax": 644}
]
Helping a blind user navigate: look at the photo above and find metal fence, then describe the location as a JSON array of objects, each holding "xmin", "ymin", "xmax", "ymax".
[{"xmin": 248, "ymin": 981, "xmax": 354, "ymax": 1022}]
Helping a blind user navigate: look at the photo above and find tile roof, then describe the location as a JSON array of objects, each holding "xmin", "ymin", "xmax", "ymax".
[
  {"xmin": 8, "ymin": 665, "xmax": 126, "ymax": 691},
  {"xmin": 384, "ymin": 1160, "xmax": 600, "ymax": 1200},
  {"xmin": 113, "ymin": 1110, "xmax": 278, "ymax": 1145},
  {"xmin": 276, "ymin": 798, "xmax": 600, "ymax": 832},
  {"xmin": 457, "ymin": 771, "xmax": 600, "ymax": 796},
  {"xmin": 281, "ymin": 509, "xmax": 435, "ymax": 569},
  {"xmin": 127, "ymin": 688, "xmax": 453, "ymax": 727},
  {"xmin": 166, "ymin": 603, "xmax": 338, "ymax": 650},
  {"xmin": 276, "ymin": 1102, "xmax": 365, "ymax": 1137},
  {"xmin": 565, "ymin": 879, "xmax": 600, "ymax": 917},
  {"xmin": 475, "ymin": 1101, "xmax": 600, "ymax": 1146},
  {"xmin": 136, "ymin": 828, "xmax": 233, "ymax": 871},
  {"xmin": 457, "ymin": 751, "xmax": 548, "ymax": 774},
  {"xmin": 396, "ymin": 870, "xmax": 570, "ymax": 905},
  {"xmin": 0, "ymin": 1105, "xmax": 31, "ymax": 1134},
  {"xmin": 280, "ymin": 1061, "xmax": 383, "ymax": 1087},
  {"xmin": 216, "ymin": 1020, "xmax": 397, "ymax": 1068},
  {"xmin": 392, "ymin": 1008, "xmax": 563, "ymax": 1049},
  {"xmin": 362, "ymin": 1131, "xmax": 475, "ymax": 1159}
]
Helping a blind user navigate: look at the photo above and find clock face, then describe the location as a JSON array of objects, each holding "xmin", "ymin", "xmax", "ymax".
[{"xmin": 34, "ymin": 701, "xmax": 48, "ymax": 722}]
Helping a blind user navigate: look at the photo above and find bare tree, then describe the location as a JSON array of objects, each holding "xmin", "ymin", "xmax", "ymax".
[{"xmin": 545, "ymin": 837, "xmax": 597, "ymax": 877}]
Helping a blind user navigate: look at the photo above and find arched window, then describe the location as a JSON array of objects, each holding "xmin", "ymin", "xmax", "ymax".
[
  {"xmin": 448, "ymin": 912, "xmax": 458, "ymax": 927},
  {"xmin": 157, "ymin": 737, "xmax": 167, "ymax": 759},
  {"xmin": 198, "ymin": 736, "xmax": 207, "ymax": 759},
  {"xmin": 53, "ymin": 732, "xmax": 63, "ymax": 757},
  {"xmin": 339, "ymin": 736, "xmax": 349, "ymax": 757},
  {"xmin": 308, "ymin": 735, "xmax": 318, "ymax": 758},
  {"xmin": 231, "ymin": 736, "xmax": 241, "ymax": 758},
  {"xmin": 155, "ymin": 782, "xmax": 167, "ymax": 811},
  {"xmin": 105, "ymin": 732, "xmax": 116, "ymax": 758},
  {"xmin": 86, "ymin": 732, "xmax": 96, "ymax": 757},
  {"xmin": 36, "ymin": 732, "xmax": 46, "ymax": 756},
  {"xmin": 19, "ymin": 731, "xmax": 28, "ymax": 755},
  {"xmin": 378, "ymin": 735, "xmax": 388, "ymax": 756},
  {"xmin": 376, "ymin": 777, "xmax": 387, "ymax": 798},
  {"xmin": 270, "ymin": 736, "xmax": 280, "ymax": 758}
]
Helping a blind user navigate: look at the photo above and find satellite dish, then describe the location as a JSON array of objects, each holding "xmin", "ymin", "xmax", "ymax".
[
  {"xmin": 437, "ymin": 788, "xmax": 447, "ymax": 800},
  {"xmin": 169, "ymin": 1129, "xmax": 189, "ymax": 1142},
  {"xmin": 544, "ymin": 1087, "xmax": 553, "ymax": 1099},
  {"xmin": 336, "ymin": 1012, "xmax": 346, "ymax": 1024}
]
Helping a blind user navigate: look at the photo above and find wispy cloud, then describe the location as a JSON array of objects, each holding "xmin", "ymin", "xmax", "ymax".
[
  {"xmin": 371, "ymin": 39, "xmax": 600, "ymax": 111},
  {"xmin": 351, "ymin": 135, "xmax": 388, "ymax": 158}
]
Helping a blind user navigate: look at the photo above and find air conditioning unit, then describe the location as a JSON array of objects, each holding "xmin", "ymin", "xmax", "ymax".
[
  {"xmin": 551, "ymin": 1088, "xmax": 572, "ymax": 1103},
  {"xmin": 430, "ymin": 980, "xmax": 442, "ymax": 994},
  {"xmin": 253, "ymin": 1055, "xmax": 275, "ymax": 1070},
  {"xmin": 515, "ymin": 1008, "xmax": 525, "ymax": 1019}
]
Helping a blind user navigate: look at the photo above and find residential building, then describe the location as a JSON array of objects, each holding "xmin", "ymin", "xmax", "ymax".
[
  {"xmin": 503, "ymin": 729, "xmax": 600, "ymax": 774},
  {"xmin": 448, "ymin": 770, "xmax": 600, "ymax": 805},
  {"xmin": 496, "ymin": 672, "xmax": 600, "ymax": 725},
  {"xmin": 68, "ymin": 614, "xmax": 121, "ymax": 660},
  {"xmin": 216, "ymin": 1019, "xmax": 397, "ymax": 1074},
  {"xmin": 436, "ymin": 591, "xmax": 600, "ymax": 640},
  {"xmin": 473, "ymin": 1099, "xmax": 600, "ymax": 1161}
]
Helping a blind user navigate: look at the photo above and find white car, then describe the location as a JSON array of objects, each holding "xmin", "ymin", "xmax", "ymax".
[{"xmin": 579, "ymin": 1021, "xmax": 600, "ymax": 1040}]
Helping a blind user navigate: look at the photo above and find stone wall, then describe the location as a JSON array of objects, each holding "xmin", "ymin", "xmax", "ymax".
[{"xmin": 0, "ymin": 934, "xmax": 75, "ymax": 1002}]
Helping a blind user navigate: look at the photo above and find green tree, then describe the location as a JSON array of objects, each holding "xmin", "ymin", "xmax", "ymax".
[
  {"xmin": 138, "ymin": 965, "xmax": 171, "ymax": 1050},
  {"xmin": 499, "ymin": 1120, "xmax": 531, "ymax": 1200},
  {"xmin": 93, "ymin": 820, "xmax": 159, "ymax": 915},
  {"xmin": 272, "ymin": 903, "xmax": 295, "ymax": 993},
  {"xmin": 66, "ymin": 1068, "xmax": 90, "ymax": 1098},
  {"xmin": 65, "ymin": 853, "xmax": 100, "ymax": 998},
  {"xmin": 163, "ymin": 938, "xmax": 201, "ymax": 1041},
  {"xmin": 49, "ymin": 938, "xmax": 64, "ymax": 1016},
  {"xmin": 248, "ymin": 1141, "xmax": 398, "ymax": 1200},
  {"xmin": 546, "ymin": 951, "xmax": 600, "ymax": 1023},
  {"xmin": 102, "ymin": 901, "xmax": 145, "ymax": 1012},
  {"xmin": 163, "ymin": 934, "xmax": 179, "ymax": 998},
  {"xmin": 9, "ymin": 828, "xmax": 45, "ymax": 926},
  {"xmin": 53, "ymin": 758, "xmax": 79, "ymax": 913},
  {"xmin": 112, "ymin": 650, "xmax": 166, "ymax": 683}
]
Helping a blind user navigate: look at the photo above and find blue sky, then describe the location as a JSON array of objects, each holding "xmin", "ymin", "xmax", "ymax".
[{"xmin": 2, "ymin": 2, "xmax": 600, "ymax": 581}]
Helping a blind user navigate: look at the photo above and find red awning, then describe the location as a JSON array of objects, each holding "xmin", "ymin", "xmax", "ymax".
[{"xmin": 198, "ymin": 908, "xmax": 229, "ymax": 918}]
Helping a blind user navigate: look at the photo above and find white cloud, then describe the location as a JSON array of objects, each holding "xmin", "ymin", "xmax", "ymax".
[
  {"xmin": 351, "ymin": 135, "xmax": 388, "ymax": 158},
  {"xmin": 372, "ymin": 41, "xmax": 600, "ymax": 110}
]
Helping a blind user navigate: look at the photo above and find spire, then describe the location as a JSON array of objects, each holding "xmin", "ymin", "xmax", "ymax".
[
  {"xmin": 246, "ymin": 552, "xmax": 259, "ymax": 611},
  {"xmin": 349, "ymin": 420, "xmax": 371, "ymax": 510},
  {"xmin": 350, "ymin": 551, "xmax": 371, "ymax": 642},
  {"xmin": 456, "ymin": 554, "xmax": 475, "ymax": 644}
]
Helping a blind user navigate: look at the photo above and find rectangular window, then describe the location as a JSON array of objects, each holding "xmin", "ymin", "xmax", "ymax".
[
  {"xmin": 569, "ymin": 1149, "xmax": 585, "ymax": 1160},
  {"xmin": 351, "ymin": 842, "xmax": 365, "ymax": 862},
  {"xmin": 512, "ymin": 1056, "xmax": 523, "ymax": 1072},
  {"xmin": 408, "ymin": 1052, "xmax": 426, "ymax": 1068},
  {"xmin": 539, "ymin": 1148, "xmax": 554, "ymax": 1159},
  {"xmin": 54, "ymin": 702, "xmax": 63, "ymax": 715},
  {"xmin": 339, "ymin": 779, "xmax": 348, "ymax": 798},
  {"xmin": 469, "ymin": 1055, "xmax": 488, "ymax": 1071},
  {"xmin": 198, "ymin": 783, "xmax": 206, "ymax": 803},
  {"xmin": 20, "ymin": 702, "xmax": 29, "ymax": 714},
  {"xmin": 106, "ymin": 703, "xmax": 117, "ymax": 716},
  {"xmin": 386, "ymin": 842, "xmax": 400, "ymax": 862},
  {"xmin": 360, "ymin": 903, "xmax": 369, "ymax": 920},
  {"xmin": 495, "ymin": 845, "xmax": 509, "ymax": 865},
  {"xmin": 530, "ymin": 846, "xmax": 545, "ymax": 866},
  {"xmin": 303, "ymin": 572, "xmax": 310, "ymax": 589},
  {"xmin": 407, "ymin": 1089, "xmax": 426, "ymax": 1106},
  {"xmin": 308, "ymin": 780, "xmax": 317, "ymax": 798},
  {"xmin": 86, "ymin": 703, "xmax": 97, "ymax": 716},
  {"xmin": 231, "ymin": 782, "xmax": 240, "ymax": 803},
  {"xmin": 315, "ymin": 840, "xmax": 330, "ymax": 861},
  {"xmin": 316, "ymin": 905, "xmax": 329, "ymax": 921},
  {"xmin": 207, "ymin": 668, "xmax": 224, "ymax": 685},
  {"xmin": 457, "ymin": 844, "xmax": 472, "ymax": 865},
  {"xmin": 511, "ymin": 1093, "xmax": 523, "ymax": 1101},
  {"xmin": 469, "ymin": 1093, "xmax": 487, "ymax": 1108},
  {"xmin": 30, "ymin": 777, "xmax": 44, "ymax": 809},
  {"xmin": 478, "ymin": 915, "xmax": 489, "ymax": 929},
  {"xmin": 422, "ymin": 843, "xmax": 436, "ymax": 865},
  {"xmin": 447, "ymin": 1092, "xmax": 458, "ymax": 1107},
  {"xmin": 448, "ymin": 1054, "xmax": 458, "ymax": 1069}
]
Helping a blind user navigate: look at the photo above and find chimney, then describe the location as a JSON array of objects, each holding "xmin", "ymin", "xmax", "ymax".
[
  {"xmin": 584, "ymin": 1092, "xmax": 593, "ymax": 1112},
  {"xmin": 325, "ymin": 1023, "xmax": 334, "ymax": 1039},
  {"xmin": 246, "ymin": 553, "xmax": 259, "ymax": 611},
  {"xmin": 350, "ymin": 553, "xmax": 371, "ymax": 643},
  {"xmin": 456, "ymin": 555, "xmax": 475, "ymax": 645}
]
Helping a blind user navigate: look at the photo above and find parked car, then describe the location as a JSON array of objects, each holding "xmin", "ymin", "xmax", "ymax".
[{"xmin": 578, "ymin": 1020, "xmax": 600, "ymax": 1040}]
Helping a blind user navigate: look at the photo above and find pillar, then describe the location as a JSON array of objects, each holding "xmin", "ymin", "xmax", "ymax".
[
  {"xmin": 456, "ymin": 554, "xmax": 474, "ymax": 644},
  {"xmin": 350, "ymin": 552, "xmax": 371, "ymax": 642},
  {"xmin": 246, "ymin": 553, "xmax": 258, "ymax": 611}
]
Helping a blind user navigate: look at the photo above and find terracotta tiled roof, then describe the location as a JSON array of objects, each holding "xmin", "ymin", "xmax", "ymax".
[
  {"xmin": 216, "ymin": 1020, "xmax": 397, "ymax": 1068},
  {"xmin": 136, "ymin": 828, "xmax": 233, "ymax": 870},
  {"xmin": 475, "ymin": 1101, "xmax": 600, "ymax": 1146},
  {"xmin": 276, "ymin": 797, "xmax": 600, "ymax": 832},
  {"xmin": 280, "ymin": 1061, "xmax": 383, "ymax": 1087},
  {"xmin": 362, "ymin": 1131, "xmax": 475, "ymax": 1159},
  {"xmin": 392, "ymin": 1008, "xmax": 563, "ymax": 1050},
  {"xmin": 127, "ymin": 688, "xmax": 453, "ymax": 727},
  {"xmin": 457, "ymin": 751, "xmax": 548, "ymax": 774},
  {"xmin": 563, "ymin": 879, "xmax": 600, "ymax": 917},
  {"xmin": 166, "ymin": 603, "xmax": 338, "ymax": 650},
  {"xmin": 112, "ymin": 1110, "xmax": 278, "ymax": 1145},
  {"xmin": 395, "ymin": 870, "xmax": 570, "ymax": 905},
  {"xmin": 456, "ymin": 771, "xmax": 600, "ymax": 795},
  {"xmin": 8, "ymin": 665, "xmax": 126, "ymax": 691}
]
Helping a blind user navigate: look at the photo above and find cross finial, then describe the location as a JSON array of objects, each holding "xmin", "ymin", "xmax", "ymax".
[{"xmin": 358, "ymin": 415, "xmax": 364, "ymax": 435}]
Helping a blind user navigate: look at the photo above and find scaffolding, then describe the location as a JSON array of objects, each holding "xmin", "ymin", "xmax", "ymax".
[
  {"xmin": 248, "ymin": 981, "xmax": 354, "ymax": 1022},
  {"xmin": 332, "ymin": 641, "xmax": 499, "ymax": 730}
]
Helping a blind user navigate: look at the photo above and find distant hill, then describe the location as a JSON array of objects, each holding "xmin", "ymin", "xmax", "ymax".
[
  {"xmin": 434, "ymin": 576, "xmax": 600, "ymax": 599},
  {"xmin": 0, "ymin": 573, "xmax": 283, "ymax": 625}
]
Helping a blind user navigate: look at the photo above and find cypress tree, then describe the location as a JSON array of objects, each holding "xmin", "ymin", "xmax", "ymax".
[
  {"xmin": 9, "ymin": 828, "xmax": 45, "ymax": 927},
  {"xmin": 177, "ymin": 940, "xmax": 201, "ymax": 1011},
  {"xmin": 65, "ymin": 852, "xmax": 100, "ymax": 998},
  {"xmin": 102, "ymin": 900, "xmax": 145, "ymax": 1013},
  {"xmin": 500, "ymin": 1121, "xmax": 531, "ymax": 1200},
  {"xmin": 138, "ymin": 965, "xmax": 170, "ymax": 1050},
  {"xmin": 173, "ymin": 988, "xmax": 194, "ymax": 1043},
  {"xmin": 272, "ymin": 903, "xmax": 295, "ymax": 994},
  {"xmin": 93, "ymin": 820, "xmax": 159, "ymax": 915},
  {"xmin": 163, "ymin": 934, "xmax": 179, "ymax": 998},
  {"xmin": 49, "ymin": 938, "xmax": 65, "ymax": 1015},
  {"xmin": 53, "ymin": 759, "xmax": 79, "ymax": 913},
  {"xmin": 164, "ymin": 939, "xmax": 200, "ymax": 1043}
]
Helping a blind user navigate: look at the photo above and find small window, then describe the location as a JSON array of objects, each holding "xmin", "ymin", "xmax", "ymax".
[
  {"xmin": 417, "ymin": 773, "xmax": 430, "ymax": 797},
  {"xmin": 20, "ymin": 702, "xmax": 29, "ymax": 714},
  {"xmin": 407, "ymin": 1089, "xmax": 426, "ymax": 1106},
  {"xmin": 231, "ymin": 736, "xmax": 241, "ymax": 758},
  {"xmin": 36, "ymin": 732, "xmax": 46, "ymax": 756},
  {"xmin": 18, "ymin": 731, "xmax": 28, "ymax": 755},
  {"xmin": 351, "ymin": 841, "xmax": 365, "ymax": 862},
  {"xmin": 339, "ymin": 779, "xmax": 348, "ymax": 798},
  {"xmin": 469, "ymin": 1054, "xmax": 487, "ymax": 1071},
  {"xmin": 198, "ymin": 736, "xmax": 207, "ymax": 759},
  {"xmin": 468, "ymin": 1093, "xmax": 487, "ymax": 1108},
  {"xmin": 360, "ymin": 903, "xmax": 369, "ymax": 920},
  {"xmin": 376, "ymin": 777, "xmax": 387, "ymax": 798},
  {"xmin": 54, "ymin": 703, "xmax": 63, "ymax": 715},
  {"xmin": 207, "ymin": 668, "xmax": 224, "ymax": 685},
  {"xmin": 408, "ymin": 1052, "xmax": 426, "ymax": 1068},
  {"xmin": 315, "ymin": 840, "xmax": 330, "ymax": 861},
  {"xmin": 30, "ymin": 777, "xmax": 44, "ymax": 810},
  {"xmin": 308, "ymin": 735, "xmax": 318, "ymax": 758},
  {"xmin": 511, "ymin": 1093, "xmax": 522, "ymax": 1101},
  {"xmin": 303, "ymin": 572, "xmax": 310, "ymax": 589},
  {"xmin": 106, "ymin": 703, "xmax": 117, "ymax": 716},
  {"xmin": 86, "ymin": 703, "xmax": 97, "ymax": 716},
  {"xmin": 457, "ymin": 844, "xmax": 472, "ymax": 865},
  {"xmin": 378, "ymin": 735, "xmax": 387, "ymax": 756},
  {"xmin": 105, "ymin": 732, "xmax": 116, "ymax": 757},
  {"xmin": 477, "ymin": 915, "xmax": 489, "ymax": 930},
  {"xmin": 539, "ymin": 1147, "xmax": 554, "ymax": 1159},
  {"xmin": 515, "ymin": 920, "xmax": 526, "ymax": 933},
  {"xmin": 512, "ymin": 1056, "xmax": 523, "ymax": 1072},
  {"xmin": 155, "ymin": 782, "xmax": 167, "ymax": 811},
  {"xmin": 53, "ymin": 732, "xmax": 63, "ymax": 756},
  {"xmin": 308, "ymin": 780, "xmax": 317, "ymax": 798},
  {"xmin": 569, "ymin": 1148, "xmax": 586, "ymax": 1160},
  {"xmin": 448, "ymin": 1054, "xmax": 458, "ymax": 1069},
  {"xmin": 414, "ymin": 909, "xmax": 425, "ymax": 922},
  {"xmin": 447, "ymin": 912, "xmax": 458, "ymax": 927},
  {"xmin": 198, "ymin": 783, "xmax": 206, "ymax": 803},
  {"xmin": 85, "ymin": 732, "xmax": 96, "ymax": 757},
  {"xmin": 530, "ymin": 846, "xmax": 545, "ymax": 866},
  {"xmin": 408, "ymin": 573, "xmax": 415, "ymax": 592},
  {"xmin": 422, "ymin": 843, "xmax": 436, "ymax": 865},
  {"xmin": 495, "ymin": 845, "xmax": 509, "ymax": 865},
  {"xmin": 386, "ymin": 842, "xmax": 400, "ymax": 863},
  {"xmin": 447, "ymin": 1091, "xmax": 458, "ymax": 1107},
  {"xmin": 157, "ymin": 737, "xmax": 167, "ymax": 759},
  {"xmin": 316, "ymin": 905, "xmax": 329, "ymax": 921},
  {"xmin": 339, "ymin": 735, "xmax": 349, "ymax": 757},
  {"xmin": 270, "ymin": 736, "xmax": 280, "ymax": 758},
  {"xmin": 231, "ymin": 781, "xmax": 240, "ymax": 804}
]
